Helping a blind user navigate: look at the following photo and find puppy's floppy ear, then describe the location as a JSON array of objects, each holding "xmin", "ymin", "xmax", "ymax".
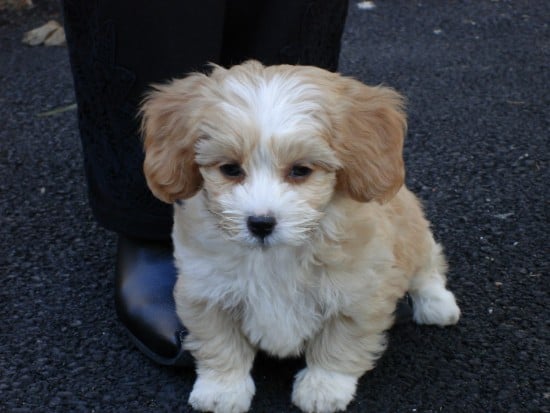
[
  {"xmin": 140, "ymin": 73, "xmax": 210, "ymax": 203},
  {"xmin": 331, "ymin": 80, "xmax": 407, "ymax": 203}
]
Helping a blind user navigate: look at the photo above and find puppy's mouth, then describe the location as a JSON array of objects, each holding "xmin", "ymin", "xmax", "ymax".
[{"xmin": 249, "ymin": 237, "xmax": 272, "ymax": 249}]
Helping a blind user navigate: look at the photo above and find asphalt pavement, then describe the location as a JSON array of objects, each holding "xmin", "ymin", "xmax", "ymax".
[{"xmin": 1, "ymin": 1, "xmax": 548, "ymax": 412}]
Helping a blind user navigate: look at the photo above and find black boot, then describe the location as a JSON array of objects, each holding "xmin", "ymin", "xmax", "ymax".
[{"xmin": 115, "ymin": 235, "xmax": 192, "ymax": 366}]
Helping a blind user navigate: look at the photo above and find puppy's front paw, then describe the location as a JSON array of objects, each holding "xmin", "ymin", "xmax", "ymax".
[
  {"xmin": 292, "ymin": 367, "xmax": 357, "ymax": 413},
  {"xmin": 189, "ymin": 373, "xmax": 255, "ymax": 413}
]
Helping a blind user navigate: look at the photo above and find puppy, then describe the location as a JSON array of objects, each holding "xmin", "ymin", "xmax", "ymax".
[{"xmin": 141, "ymin": 60, "xmax": 460, "ymax": 413}]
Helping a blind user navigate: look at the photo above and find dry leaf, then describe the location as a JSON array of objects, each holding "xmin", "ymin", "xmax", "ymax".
[
  {"xmin": 357, "ymin": 1, "xmax": 376, "ymax": 10},
  {"xmin": 43, "ymin": 24, "xmax": 66, "ymax": 46},
  {"xmin": 22, "ymin": 20, "xmax": 66, "ymax": 47}
]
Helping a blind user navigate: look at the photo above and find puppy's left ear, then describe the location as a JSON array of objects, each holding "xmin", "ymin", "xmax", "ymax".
[
  {"xmin": 140, "ymin": 73, "xmax": 210, "ymax": 203},
  {"xmin": 331, "ymin": 81, "xmax": 407, "ymax": 203}
]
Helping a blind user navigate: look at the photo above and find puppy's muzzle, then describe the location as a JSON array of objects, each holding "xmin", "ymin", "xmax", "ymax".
[{"xmin": 247, "ymin": 215, "xmax": 276, "ymax": 240}]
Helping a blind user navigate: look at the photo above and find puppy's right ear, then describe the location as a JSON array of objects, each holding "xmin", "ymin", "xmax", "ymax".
[{"xmin": 140, "ymin": 73, "xmax": 209, "ymax": 203}]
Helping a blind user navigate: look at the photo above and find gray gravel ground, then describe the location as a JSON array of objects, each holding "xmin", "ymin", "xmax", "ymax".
[{"xmin": 1, "ymin": 1, "xmax": 548, "ymax": 412}]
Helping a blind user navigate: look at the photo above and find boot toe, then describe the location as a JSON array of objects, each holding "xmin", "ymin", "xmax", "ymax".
[{"xmin": 115, "ymin": 235, "xmax": 192, "ymax": 366}]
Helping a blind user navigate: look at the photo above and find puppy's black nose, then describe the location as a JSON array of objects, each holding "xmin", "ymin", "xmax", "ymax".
[{"xmin": 247, "ymin": 215, "xmax": 276, "ymax": 239}]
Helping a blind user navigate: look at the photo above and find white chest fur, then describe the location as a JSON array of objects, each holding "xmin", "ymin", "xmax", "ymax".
[
  {"xmin": 236, "ymin": 250, "xmax": 333, "ymax": 356},
  {"xmin": 175, "ymin": 237, "xmax": 342, "ymax": 357}
]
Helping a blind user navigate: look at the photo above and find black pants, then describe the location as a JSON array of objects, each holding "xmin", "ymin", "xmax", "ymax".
[{"xmin": 62, "ymin": 0, "xmax": 349, "ymax": 240}]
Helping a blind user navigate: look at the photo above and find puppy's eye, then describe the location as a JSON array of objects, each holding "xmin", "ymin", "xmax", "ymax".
[
  {"xmin": 220, "ymin": 163, "xmax": 244, "ymax": 178},
  {"xmin": 288, "ymin": 165, "xmax": 313, "ymax": 179}
]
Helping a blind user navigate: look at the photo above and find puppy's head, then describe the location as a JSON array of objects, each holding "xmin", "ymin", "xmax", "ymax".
[{"xmin": 141, "ymin": 61, "xmax": 406, "ymax": 246}]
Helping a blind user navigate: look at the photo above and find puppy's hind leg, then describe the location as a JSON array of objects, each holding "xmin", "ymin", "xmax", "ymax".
[{"xmin": 409, "ymin": 242, "xmax": 461, "ymax": 326}]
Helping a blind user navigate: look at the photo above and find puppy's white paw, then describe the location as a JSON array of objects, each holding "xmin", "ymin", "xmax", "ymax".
[
  {"xmin": 412, "ymin": 284, "xmax": 461, "ymax": 326},
  {"xmin": 189, "ymin": 373, "xmax": 255, "ymax": 413},
  {"xmin": 292, "ymin": 367, "xmax": 357, "ymax": 413}
]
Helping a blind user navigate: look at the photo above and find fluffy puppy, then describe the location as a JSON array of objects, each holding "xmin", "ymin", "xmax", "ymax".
[{"xmin": 141, "ymin": 60, "xmax": 460, "ymax": 413}]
